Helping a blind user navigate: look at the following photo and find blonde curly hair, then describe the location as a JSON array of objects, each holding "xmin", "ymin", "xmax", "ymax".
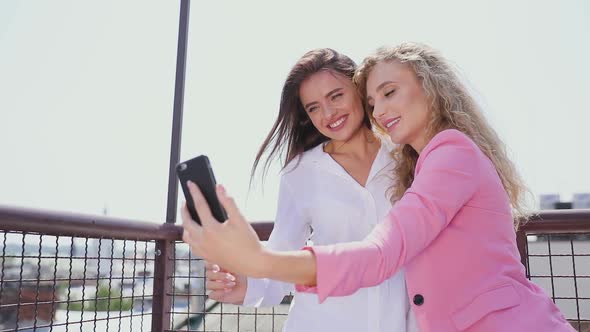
[{"xmin": 354, "ymin": 42, "xmax": 530, "ymax": 227}]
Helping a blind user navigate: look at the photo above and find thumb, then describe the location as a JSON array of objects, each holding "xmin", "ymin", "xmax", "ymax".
[{"xmin": 188, "ymin": 181, "xmax": 216, "ymax": 227}]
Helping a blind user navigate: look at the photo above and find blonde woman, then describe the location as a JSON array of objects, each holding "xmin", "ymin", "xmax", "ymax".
[{"xmin": 182, "ymin": 43, "xmax": 574, "ymax": 332}]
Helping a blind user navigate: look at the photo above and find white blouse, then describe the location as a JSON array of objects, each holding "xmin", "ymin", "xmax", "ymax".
[{"xmin": 243, "ymin": 137, "xmax": 416, "ymax": 332}]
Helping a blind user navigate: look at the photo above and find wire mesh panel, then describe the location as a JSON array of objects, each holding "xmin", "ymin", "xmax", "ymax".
[
  {"xmin": 525, "ymin": 233, "xmax": 590, "ymax": 332},
  {"xmin": 166, "ymin": 241, "xmax": 290, "ymax": 332},
  {"xmin": 2, "ymin": 207, "xmax": 588, "ymax": 331},
  {"xmin": 0, "ymin": 230, "xmax": 156, "ymax": 332},
  {"xmin": 0, "ymin": 206, "xmax": 289, "ymax": 332}
]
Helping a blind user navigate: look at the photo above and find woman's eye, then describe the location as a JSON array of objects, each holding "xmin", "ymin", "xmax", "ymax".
[
  {"xmin": 331, "ymin": 93, "xmax": 343, "ymax": 101},
  {"xmin": 308, "ymin": 107, "xmax": 318, "ymax": 113},
  {"xmin": 385, "ymin": 89, "xmax": 396, "ymax": 97}
]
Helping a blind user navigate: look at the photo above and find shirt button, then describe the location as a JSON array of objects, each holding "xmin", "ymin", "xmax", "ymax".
[{"xmin": 413, "ymin": 294, "xmax": 424, "ymax": 306}]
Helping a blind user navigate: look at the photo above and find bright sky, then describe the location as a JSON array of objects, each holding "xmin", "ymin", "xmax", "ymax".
[{"xmin": 1, "ymin": 1, "xmax": 589, "ymax": 223}]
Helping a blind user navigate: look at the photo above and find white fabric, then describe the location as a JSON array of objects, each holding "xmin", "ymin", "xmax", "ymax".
[{"xmin": 243, "ymin": 137, "xmax": 416, "ymax": 332}]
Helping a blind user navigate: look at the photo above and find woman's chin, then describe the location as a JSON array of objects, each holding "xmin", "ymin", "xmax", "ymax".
[{"xmin": 388, "ymin": 133, "xmax": 404, "ymax": 145}]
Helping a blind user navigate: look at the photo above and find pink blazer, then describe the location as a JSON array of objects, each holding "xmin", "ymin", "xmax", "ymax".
[{"xmin": 298, "ymin": 130, "xmax": 573, "ymax": 332}]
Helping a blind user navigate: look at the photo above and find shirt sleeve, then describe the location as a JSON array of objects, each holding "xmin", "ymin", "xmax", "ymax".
[
  {"xmin": 243, "ymin": 173, "xmax": 311, "ymax": 307},
  {"xmin": 298, "ymin": 130, "xmax": 482, "ymax": 302}
]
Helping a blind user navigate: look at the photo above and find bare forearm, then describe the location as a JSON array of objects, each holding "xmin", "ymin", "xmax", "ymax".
[{"xmin": 257, "ymin": 249, "xmax": 317, "ymax": 286}]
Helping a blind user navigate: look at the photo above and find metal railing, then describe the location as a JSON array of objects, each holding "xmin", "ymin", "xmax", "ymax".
[
  {"xmin": 517, "ymin": 209, "xmax": 590, "ymax": 331},
  {"xmin": 0, "ymin": 205, "xmax": 283, "ymax": 331},
  {"xmin": 1, "ymin": 206, "xmax": 589, "ymax": 331}
]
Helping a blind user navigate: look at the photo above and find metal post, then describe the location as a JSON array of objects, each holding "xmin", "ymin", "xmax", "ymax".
[
  {"xmin": 165, "ymin": 0, "xmax": 191, "ymax": 224},
  {"xmin": 153, "ymin": 0, "xmax": 191, "ymax": 330},
  {"xmin": 151, "ymin": 238, "xmax": 175, "ymax": 331},
  {"xmin": 515, "ymin": 230, "xmax": 529, "ymax": 277}
]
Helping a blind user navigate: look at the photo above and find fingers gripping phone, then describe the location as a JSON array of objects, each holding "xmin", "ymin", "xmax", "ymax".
[{"xmin": 176, "ymin": 155, "xmax": 227, "ymax": 225}]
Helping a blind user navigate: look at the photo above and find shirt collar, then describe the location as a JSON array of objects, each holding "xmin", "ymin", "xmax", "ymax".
[{"xmin": 303, "ymin": 135, "xmax": 395, "ymax": 185}]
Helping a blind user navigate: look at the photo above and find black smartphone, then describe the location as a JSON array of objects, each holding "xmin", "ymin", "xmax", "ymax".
[{"xmin": 176, "ymin": 155, "xmax": 227, "ymax": 225}]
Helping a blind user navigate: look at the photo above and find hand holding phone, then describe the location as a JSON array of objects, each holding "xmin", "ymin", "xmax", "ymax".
[{"xmin": 176, "ymin": 155, "xmax": 227, "ymax": 225}]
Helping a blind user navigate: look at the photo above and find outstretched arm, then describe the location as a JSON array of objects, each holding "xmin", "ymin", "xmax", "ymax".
[{"xmin": 181, "ymin": 129, "xmax": 482, "ymax": 302}]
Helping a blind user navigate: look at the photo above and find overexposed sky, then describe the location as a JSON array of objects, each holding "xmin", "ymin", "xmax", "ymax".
[{"xmin": 1, "ymin": 0, "xmax": 589, "ymax": 223}]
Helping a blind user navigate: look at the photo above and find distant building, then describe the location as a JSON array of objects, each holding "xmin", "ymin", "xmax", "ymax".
[
  {"xmin": 554, "ymin": 202, "xmax": 573, "ymax": 209},
  {"xmin": 0, "ymin": 262, "xmax": 55, "ymax": 331},
  {"xmin": 539, "ymin": 194, "xmax": 561, "ymax": 210},
  {"xmin": 573, "ymin": 193, "xmax": 590, "ymax": 209},
  {"xmin": 539, "ymin": 193, "xmax": 590, "ymax": 210}
]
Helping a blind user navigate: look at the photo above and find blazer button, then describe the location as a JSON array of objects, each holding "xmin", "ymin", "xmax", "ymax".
[{"xmin": 413, "ymin": 294, "xmax": 424, "ymax": 306}]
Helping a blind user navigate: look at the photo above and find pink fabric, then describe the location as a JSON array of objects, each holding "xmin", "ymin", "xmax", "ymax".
[{"xmin": 297, "ymin": 130, "xmax": 574, "ymax": 332}]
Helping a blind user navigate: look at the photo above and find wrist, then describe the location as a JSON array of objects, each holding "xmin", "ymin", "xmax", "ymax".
[
  {"xmin": 251, "ymin": 247, "xmax": 274, "ymax": 279},
  {"xmin": 250, "ymin": 248, "xmax": 317, "ymax": 286}
]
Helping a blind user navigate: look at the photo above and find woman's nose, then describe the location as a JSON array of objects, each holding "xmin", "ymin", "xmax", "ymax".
[
  {"xmin": 372, "ymin": 103, "xmax": 385, "ymax": 119},
  {"xmin": 321, "ymin": 106, "xmax": 337, "ymax": 118}
]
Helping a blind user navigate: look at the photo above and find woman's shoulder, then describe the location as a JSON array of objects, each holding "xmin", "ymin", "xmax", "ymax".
[
  {"xmin": 280, "ymin": 143, "xmax": 325, "ymax": 178},
  {"xmin": 416, "ymin": 129, "xmax": 484, "ymax": 173},
  {"xmin": 422, "ymin": 129, "xmax": 480, "ymax": 156}
]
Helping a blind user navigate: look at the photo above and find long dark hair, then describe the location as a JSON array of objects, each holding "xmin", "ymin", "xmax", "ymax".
[{"xmin": 251, "ymin": 48, "xmax": 371, "ymax": 181}]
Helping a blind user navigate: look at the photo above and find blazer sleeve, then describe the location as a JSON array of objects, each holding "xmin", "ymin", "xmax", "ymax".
[
  {"xmin": 244, "ymin": 174, "xmax": 311, "ymax": 307},
  {"xmin": 298, "ymin": 130, "xmax": 482, "ymax": 302}
]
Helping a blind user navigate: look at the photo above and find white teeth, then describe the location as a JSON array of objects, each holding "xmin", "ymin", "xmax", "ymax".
[
  {"xmin": 329, "ymin": 117, "xmax": 346, "ymax": 128},
  {"xmin": 386, "ymin": 118, "xmax": 400, "ymax": 128}
]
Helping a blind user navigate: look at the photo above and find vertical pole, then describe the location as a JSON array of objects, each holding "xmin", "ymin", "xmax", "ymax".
[
  {"xmin": 165, "ymin": 0, "xmax": 191, "ymax": 225},
  {"xmin": 154, "ymin": 1, "xmax": 191, "ymax": 330}
]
